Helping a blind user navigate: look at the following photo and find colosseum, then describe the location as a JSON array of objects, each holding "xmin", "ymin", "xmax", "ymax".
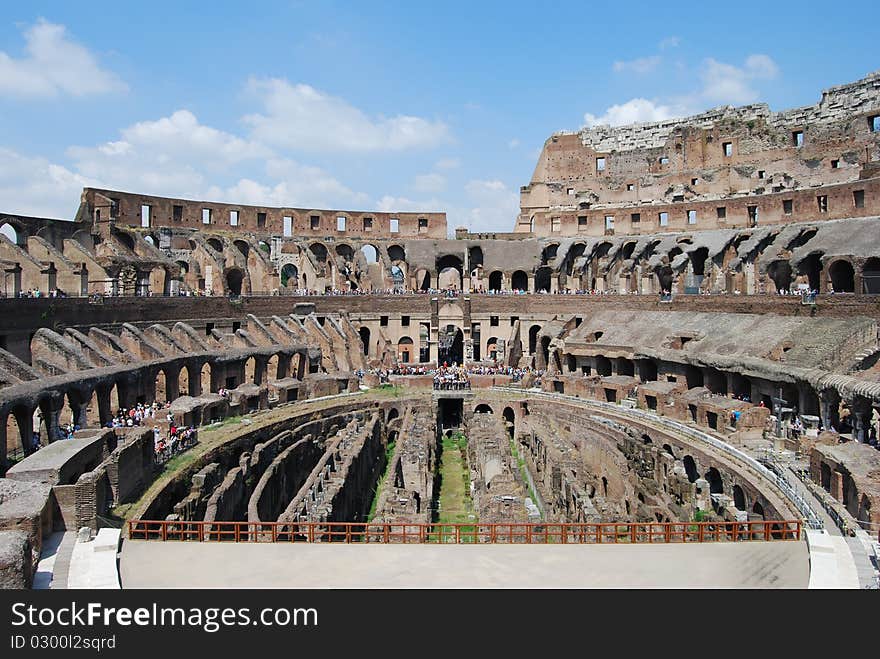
[{"xmin": 1, "ymin": 71, "xmax": 879, "ymax": 589}]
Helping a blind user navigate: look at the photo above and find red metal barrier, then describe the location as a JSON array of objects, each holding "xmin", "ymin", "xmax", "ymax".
[{"xmin": 128, "ymin": 519, "xmax": 802, "ymax": 544}]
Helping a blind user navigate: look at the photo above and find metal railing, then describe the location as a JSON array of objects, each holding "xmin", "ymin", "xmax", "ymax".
[
  {"xmin": 492, "ymin": 388, "xmax": 825, "ymax": 530},
  {"xmin": 128, "ymin": 519, "xmax": 801, "ymax": 544}
]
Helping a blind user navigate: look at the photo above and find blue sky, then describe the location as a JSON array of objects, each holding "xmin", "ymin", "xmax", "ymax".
[{"xmin": 0, "ymin": 1, "xmax": 877, "ymax": 231}]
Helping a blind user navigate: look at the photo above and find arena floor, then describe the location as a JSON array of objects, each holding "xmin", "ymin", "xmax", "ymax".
[{"xmin": 120, "ymin": 539, "xmax": 810, "ymax": 588}]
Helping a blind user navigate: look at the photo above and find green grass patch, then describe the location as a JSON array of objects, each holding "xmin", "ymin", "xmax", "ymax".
[
  {"xmin": 434, "ymin": 431, "xmax": 476, "ymax": 538},
  {"xmin": 367, "ymin": 439, "xmax": 397, "ymax": 521},
  {"xmin": 509, "ymin": 437, "xmax": 541, "ymax": 519}
]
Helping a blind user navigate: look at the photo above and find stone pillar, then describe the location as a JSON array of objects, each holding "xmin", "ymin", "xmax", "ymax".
[
  {"xmin": 0, "ymin": 415, "xmax": 7, "ymax": 467},
  {"xmin": 551, "ymin": 275, "xmax": 559, "ymax": 294},
  {"xmin": 38, "ymin": 398, "xmax": 62, "ymax": 444},
  {"xmin": 820, "ymin": 389, "xmax": 840, "ymax": 431},
  {"xmin": 850, "ymin": 396, "xmax": 872, "ymax": 443},
  {"xmin": 429, "ymin": 325, "xmax": 439, "ymax": 364},
  {"xmin": 96, "ymin": 387, "xmax": 112, "ymax": 427}
]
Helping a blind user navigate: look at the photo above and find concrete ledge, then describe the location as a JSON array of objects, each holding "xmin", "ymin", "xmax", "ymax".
[{"xmin": 806, "ymin": 529, "xmax": 860, "ymax": 588}]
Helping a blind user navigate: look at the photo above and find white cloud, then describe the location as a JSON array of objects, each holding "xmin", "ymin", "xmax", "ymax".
[
  {"xmin": 659, "ymin": 36, "xmax": 680, "ymax": 50},
  {"xmin": 0, "ymin": 147, "xmax": 93, "ymax": 218},
  {"xmin": 584, "ymin": 54, "xmax": 780, "ymax": 128},
  {"xmin": 459, "ymin": 179, "xmax": 519, "ymax": 233},
  {"xmin": 612, "ymin": 55, "xmax": 661, "ymax": 75},
  {"xmin": 584, "ymin": 98, "xmax": 687, "ymax": 127},
  {"xmin": 435, "ymin": 157, "xmax": 460, "ymax": 170},
  {"xmin": 508, "ymin": 138, "xmax": 520, "ymax": 149},
  {"xmin": 375, "ymin": 195, "xmax": 444, "ymax": 213},
  {"xmin": 701, "ymin": 55, "xmax": 779, "ymax": 105},
  {"xmin": 0, "ymin": 19, "xmax": 126, "ymax": 98},
  {"xmin": 242, "ymin": 78, "xmax": 451, "ymax": 152},
  {"xmin": 412, "ymin": 173, "xmax": 447, "ymax": 194}
]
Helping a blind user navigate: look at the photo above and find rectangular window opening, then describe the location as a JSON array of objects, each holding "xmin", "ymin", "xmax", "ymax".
[
  {"xmin": 390, "ymin": 218, "xmax": 399, "ymax": 233},
  {"xmin": 363, "ymin": 217, "xmax": 373, "ymax": 231},
  {"xmin": 284, "ymin": 216, "xmax": 294, "ymax": 237},
  {"xmin": 716, "ymin": 206, "xmax": 727, "ymax": 220},
  {"xmin": 490, "ymin": 315, "xmax": 499, "ymax": 327},
  {"xmin": 853, "ymin": 190, "xmax": 865, "ymax": 209},
  {"xmin": 783, "ymin": 199, "xmax": 793, "ymax": 215},
  {"xmin": 748, "ymin": 205, "xmax": 759, "ymax": 226},
  {"xmin": 687, "ymin": 210, "xmax": 697, "ymax": 225},
  {"xmin": 380, "ymin": 316, "xmax": 388, "ymax": 327},
  {"xmin": 626, "ymin": 183, "xmax": 635, "ymax": 191},
  {"xmin": 201, "ymin": 208, "xmax": 211, "ymax": 225},
  {"xmin": 870, "ymin": 115, "xmax": 880, "ymax": 132},
  {"xmin": 792, "ymin": 131, "xmax": 804, "ymax": 147},
  {"xmin": 310, "ymin": 215, "xmax": 320, "ymax": 230},
  {"xmin": 401, "ymin": 315, "xmax": 410, "ymax": 326},
  {"xmin": 596, "ymin": 157, "xmax": 606, "ymax": 172},
  {"xmin": 658, "ymin": 212, "xmax": 668, "ymax": 227},
  {"xmin": 577, "ymin": 216, "xmax": 588, "ymax": 230},
  {"xmin": 257, "ymin": 212, "xmax": 266, "ymax": 228},
  {"xmin": 817, "ymin": 195, "xmax": 828, "ymax": 213},
  {"xmin": 830, "ymin": 159, "xmax": 840, "ymax": 169},
  {"xmin": 723, "ymin": 142, "xmax": 733, "ymax": 157},
  {"xmin": 141, "ymin": 204, "xmax": 151, "ymax": 228},
  {"xmin": 337, "ymin": 216, "xmax": 346, "ymax": 231},
  {"xmin": 230, "ymin": 210, "xmax": 239, "ymax": 226},
  {"xmin": 631, "ymin": 213, "xmax": 641, "ymax": 223},
  {"xmin": 551, "ymin": 217, "xmax": 561, "ymax": 232},
  {"xmin": 173, "ymin": 205, "xmax": 183, "ymax": 222}
]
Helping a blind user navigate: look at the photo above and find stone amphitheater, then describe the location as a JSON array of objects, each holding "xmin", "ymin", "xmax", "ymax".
[{"xmin": 1, "ymin": 72, "xmax": 880, "ymax": 589}]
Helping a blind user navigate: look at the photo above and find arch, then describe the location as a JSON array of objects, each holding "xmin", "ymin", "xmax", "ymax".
[
  {"xmin": 540, "ymin": 336, "xmax": 551, "ymax": 367},
  {"xmin": 682, "ymin": 455, "xmax": 698, "ymax": 483},
  {"xmin": 486, "ymin": 337, "xmax": 499, "ymax": 361},
  {"xmin": 705, "ymin": 467, "xmax": 723, "ymax": 494},
  {"xmin": 397, "ymin": 336, "xmax": 414, "ymax": 363},
  {"xmin": 617, "ymin": 358, "xmax": 635, "ymax": 376},
  {"xmin": 528, "ymin": 325, "xmax": 542, "ymax": 355},
  {"xmin": 733, "ymin": 484, "xmax": 746, "ymax": 510},
  {"xmin": 685, "ymin": 365, "xmax": 704, "ymax": 390},
  {"xmin": 469, "ymin": 246, "xmax": 484, "ymax": 270},
  {"xmin": 225, "ymin": 268, "xmax": 245, "ymax": 296},
  {"xmin": 360, "ymin": 244, "xmax": 378, "ymax": 264},
  {"xmin": 488, "ymin": 271, "xmax": 503, "ymax": 292},
  {"xmin": 797, "ymin": 252, "xmax": 823, "ymax": 291},
  {"xmin": 767, "ymin": 260, "xmax": 793, "ymax": 292},
  {"xmin": 280, "ymin": 263, "xmax": 299, "ymax": 287},
  {"xmin": 175, "ymin": 260, "xmax": 189, "ymax": 275},
  {"xmin": 863, "ymin": 257, "xmax": 880, "ymax": 294},
  {"xmin": 0, "ymin": 221, "xmax": 25, "ymax": 246},
  {"xmin": 436, "ymin": 254, "xmax": 463, "ymax": 290},
  {"xmin": 594, "ymin": 242, "xmax": 613, "ymax": 260},
  {"xmin": 244, "ymin": 356, "xmax": 257, "ymax": 385},
  {"xmin": 511, "ymin": 270, "xmax": 528, "ymax": 292},
  {"xmin": 752, "ymin": 500, "xmax": 765, "ymax": 519},
  {"xmin": 200, "ymin": 362, "xmax": 212, "ymax": 394},
  {"xmin": 143, "ymin": 235, "xmax": 155, "ymax": 247},
  {"xmin": 654, "ymin": 264, "xmax": 674, "ymax": 292},
  {"xmin": 258, "ymin": 240, "xmax": 271, "ymax": 255},
  {"xmin": 542, "ymin": 243, "xmax": 559, "ymax": 264},
  {"xmin": 155, "ymin": 369, "xmax": 168, "ymax": 404},
  {"xmin": 641, "ymin": 433, "xmax": 652, "ymax": 445},
  {"xmin": 359, "ymin": 327, "xmax": 370, "ymax": 356},
  {"xmin": 595, "ymin": 355, "xmax": 612, "ymax": 377},
  {"xmin": 690, "ymin": 247, "xmax": 709, "ymax": 277},
  {"xmin": 234, "ymin": 240, "xmax": 250, "ymax": 259},
  {"xmin": 829, "ymin": 260, "xmax": 854, "ymax": 293},
  {"xmin": 334, "ymin": 243, "xmax": 354, "ymax": 262},
  {"xmin": 309, "ymin": 242, "xmax": 328, "ymax": 263},
  {"xmin": 206, "ymin": 237, "xmax": 223, "ymax": 252},
  {"xmin": 535, "ymin": 266, "xmax": 552, "ymax": 292},
  {"xmin": 387, "ymin": 408, "xmax": 400, "ymax": 423},
  {"xmin": 475, "ymin": 403, "xmax": 493, "ymax": 414},
  {"xmin": 621, "ymin": 241, "xmax": 637, "ymax": 261},
  {"xmin": 438, "ymin": 325, "xmax": 463, "ymax": 365},
  {"xmin": 178, "ymin": 365, "xmax": 191, "ymax": 398},
  {"xmin": 601, "ymin": 476, "xmax": 608, "ymax": 497},
  {"xmin": 387, "ymin": 245, "xmax": 406, "ymax": 263},
  {"xmin": 266, "ymin": 354, "xmax": 279, "ymax": 383},
  {"xmin": 116, "ymin": 232, "xmax": 135, "ymax": 251}
]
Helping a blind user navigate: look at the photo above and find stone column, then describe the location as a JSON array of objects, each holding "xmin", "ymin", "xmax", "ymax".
[
  {"xmin": 819, "ymin": 389, "xmax": 840, "ymax": 431},
  {"xmin": 850, "ymin": 396, "xmax": 872, "ymax": 443}
]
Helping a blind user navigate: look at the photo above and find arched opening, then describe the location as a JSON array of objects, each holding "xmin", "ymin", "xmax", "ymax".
[
  {"xmin": 797, "ymin": 252, "xmax": 823, "ymax": 291},
  {"xmin": 475, "ymin": 403, "xmax": 493, "ymax": 414},
  {"xmin": 360, "ymin": 244, "xmax": 378, "ymax": 264},
  {"xmin": 542, "ymin": 243, "xmax": 559, "ymax": 264},
  {"xmin": 206, "ymin": 237, "xmax": 223, "ymax": 252},
  {"xmin": 387, "ymin": 408, "xmax": 400, "ymax": 423},
  {"xmin": 682, "ymin": 455, "xmax": 698, "ymax": 483},
  {"xmin": 617, "ymin": 358, "xmax": 635, "ymax": 376},
  {"xmin": 601, "ymin": 476, "xmax": 608, "ymax": 497},
  {"xmin": 200, "ymin": 363, "xmax": 212, "ymax": 394},
  {"xmin": 258, "ymin": 241, "xmax": 271, "ymax": 255},
  {"xmin": 0, "ymin": 222, "xmax": 23, "ymax": 246},
  {"xmin": 335, "ymin": 244, "xmax": 354, "ymax": 262},
  {"xmin": 655, "ymin": 264, "xmax": 674, "ymax": 292},
  {"xmin": 436, "ymin": 255, "xmax": 463, "ymax": 290},
  {"xmin": 469, "ymin": 246, "xmax": 484, "ymax": 272},
  {"xmin": 752, "ymin": 501, "xmax": 765, "ymax": 519},
  {"xmin": 767, "ymin": 260, "xmax": 793, "ymax": 292},
  {"xmin": 621, "ymin": 242, "xmax": 637, "ymax": 261},
  {"xmin": 178, "ymin": 365, "xmax": 190, "ymax": 398},
  {"xmin": 564, "ymin": 243, "xmax": 587, "ymax": 275},
  {"xmin": 266, "ymin": 355, "xmax": 279, "ymax": 383},
  {"xmin": 594, "ymin": 242, "xmax": 613, "ymax": 260},
  {"xmin": 397, "ymin": 336, "xmax": 413, "ymax": 363},
  {"xmin": 280, "ymin": 263, "xmax": 299, "ymax": 288},
  {"xmin": 488, "ymin": 271, "xmax": 503, "ymax": 292},
  {"xmin": 225, "ymin": 268, "xmax": 245, "ymax": 296},
  {"xmin": 501, "ymin": 407, "xmax": 516, "ymax": 439},
  {"xmin": 535, "ymin": 267, "xmax": 552, "ymax": 293},
  {"xmin": 387, "ymin": 245, "xmax": 405, "ymax": 263},
  {"xmin": 595, "ymin": 355, "xmax": 612, "ymax": 377},
  {"xmin": 857, "ymin": 495, "xmax": 871, "ymax": 525},
  {"xmin": 642, "ymin": 434, "xmax": 652, "ymax": 445},
  {"xmin": 486, "ymin": 337, "xmax": 499, "ymax": 361},
  {"xmin": 359, "ymin": 327, "xmax": 371, "ymax": 356},
  {"xmin": 438, "ymin": 325, "xmax": 463, "ymax": 365},
  {"xmin": 155, "ymin": 369, "xmax": 167, "ymax": 404},
  {"xmin": 690, "ymin": 247, "xmax": 709, "ymax": 277},
  {"xmin": 863, "ymin": 257, "xmax": 880, "ymax": 294},
  {"xmin": 143, "ymin": 235, "xmax": 155, "ymax": 247},
  {"xmin": 234, "ymin": 240, "xmax": 250, "ymax": 259},
  {"xmin": 310, "ymin": 243, "xmax": 328, "ymax": 263},
  {"xmin": 829, "ymin": 260, "xmax": 854, "ymax": 293},
  {"xmin": 704, "ymin": 467, "xmax": 723, "ymax": 494},
  {"xmin": 511, "ymin": 270, "xmax": 528, "ymax": 292},
  {"xmin": 245, "ymin": 357, "xmax": 257, "ymax": 385},
  {"xmin": 390, "ymin": 264, "xmax": 405, "ymax": 291},
  {"xmin": 528, "ymin": 325, "xmax": 541, "ymax": 355},
  {"xmin": 733, "ymin": 484, "xmax": 746, "ymax": 510}
]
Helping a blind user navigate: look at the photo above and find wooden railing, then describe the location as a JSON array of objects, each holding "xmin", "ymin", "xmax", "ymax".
[{"xmin": 128, "ymin": 519, "xmax": 802, "ymax": 544}]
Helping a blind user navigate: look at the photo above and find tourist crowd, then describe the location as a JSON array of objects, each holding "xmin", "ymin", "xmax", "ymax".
[{"xmin": 153, "ymin": 423, "xmax": 198, "ymax": 463}]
